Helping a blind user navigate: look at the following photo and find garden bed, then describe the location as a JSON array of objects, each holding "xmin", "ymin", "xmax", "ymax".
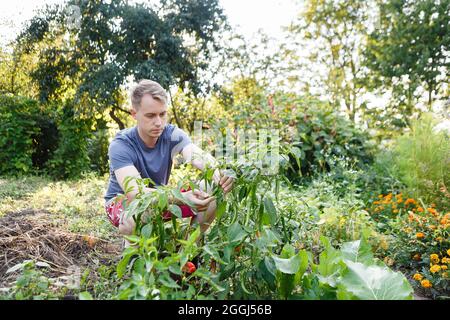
[{"xmin": 0, "ymin": 209, "xmax": 121, "ymax": 288}]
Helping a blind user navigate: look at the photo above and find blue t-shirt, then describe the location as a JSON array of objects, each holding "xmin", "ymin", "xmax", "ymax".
[{"xmin": 104, "ymin": 124, "xmax": 191, "ymax": 203}]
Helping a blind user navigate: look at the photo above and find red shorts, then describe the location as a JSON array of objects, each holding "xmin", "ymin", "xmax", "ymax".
[{"xmin": 105, "ymin": 189, "xmax": 195, "ymax": 228}]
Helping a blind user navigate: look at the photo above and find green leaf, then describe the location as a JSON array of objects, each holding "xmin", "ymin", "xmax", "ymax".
[
  {"xmin": 227, "ymin": 222, "xmax": 247, "ymax": 245},
  {"xmin": 258, "ymin": 258, "xmax": 276, "ymax": 291},
  {"xmin": 316, "ymin": 236, "xmax": 343, "ymax": 287},
  {"xmin": 272, "ymin": 255, "xmax": 301, "ymax": 275},
  {"xmin": 203, "ymin": 245, "xmax": 227, "ymax": 264},
  {"xmin": 168, "ymin": 204, "xmax": 182, "ymax": 219},
  {"xmin": 172, "ymin": 188, "xmax": 194, "ymax": 207},
  {"xmin": 187, "ymin": 227, "xmax": 201, "ymax": 246},
  {"xmin": 340, "ymin": 260, "xmax": 413, "ymax": 300},
  {"xmin": 79, "ymin": 291, "xmax": 93, "ymax": 300},
  {"xmin": 216, "ymin": 201, "xmax": 227, "ymax": 220},
  {"xmin": 341, "ymin": 239, "xmax": 374, "ymax": 264},
  {"xmin": 159, "ymin": 274, "xmax": 181, "ymax": 289},
  {"xmin": 263, "ymin": 196, "xmax": 278, "ymax": 225},
  {"xmin": 141, "ymin": 223, "xmax": 153, "ymax": 238},
  {"xmin": 116, "ymin": 247, "xmax": 138, "ymax": 279}
]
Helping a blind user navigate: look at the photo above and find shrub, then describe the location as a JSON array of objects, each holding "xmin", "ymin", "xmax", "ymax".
[
  {"xmin": 380, "ymin": 113, "xmax": 450, "ymax": 210},
  {"xmin": 46, "ymin": 103, "xmax": 93, "ymax": 179},
  {"xmin": 0, "ymin": 95, "xmax": 50, "ymax": 174},
  {"xmin": 279, "ymin": 97, "xmax": 374, "ymax": 180}
]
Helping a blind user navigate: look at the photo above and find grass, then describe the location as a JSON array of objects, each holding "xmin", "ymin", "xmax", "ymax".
[{"xmin": 0, "ymin": 173, "xmax": 116, "ymax": 239}]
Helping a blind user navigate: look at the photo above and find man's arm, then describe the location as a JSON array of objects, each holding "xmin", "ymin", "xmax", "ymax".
[{"xmin": 114, "ymin": 165, "xmax": 156, "ymax": 202}]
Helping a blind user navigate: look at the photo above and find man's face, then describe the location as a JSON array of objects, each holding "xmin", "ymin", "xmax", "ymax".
[{"xmin": 131, "ymin": 94, "xmax": 168, "ymax": 139}]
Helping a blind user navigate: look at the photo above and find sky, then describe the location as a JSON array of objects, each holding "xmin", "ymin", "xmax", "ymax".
[{"xmin": 0, "ymin": 0, "xmax": 301, "ymax": 46}]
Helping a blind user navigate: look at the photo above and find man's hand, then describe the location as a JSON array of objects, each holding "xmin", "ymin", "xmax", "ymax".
[
  {"xmin": 218, "ymin": 171, "xmax": 234, "ymax": 194},
  {"xmin": 182, "ymin": 189, "xmax": 215, "ymax": 212}
]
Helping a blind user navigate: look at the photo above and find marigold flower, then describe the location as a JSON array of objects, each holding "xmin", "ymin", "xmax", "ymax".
[
  {"xmin": 430, "ymin": 254, "xmax": 440, "ymax": 264},
  {"xmin": 447, "ymin": 249, "xmax": 450, "ymax": 256},
  {"xmin": 397, "ymin": 199, "xmax": 403, "ymax": 204},
  {"xmin": 413, "ymin": 273, "xmax": 423, "ymax": 281},
  {"xmin": 427, "ymin": 208, "xmax": 438, "ymax": 217},
  {"xmin": 405, "ymin": 198, "xmax": 416, "ymax": 206},
  {"xmin": 378, "ymin": 194, "xmax": 383, "ymax": 199},
  {"xmin": 428, "ymin": 225, "xmax": 436, "ymax": 230},
  {"xmin": 430, "ymin": 265, "xmax": 441, "ymax": 273},
  {"xmin": 436, "ymin": 237, "xmax": 443, "ymax": 242},
  {"xmin": 442, "ymin": 265, "xmax": 448, "ymax": 271},
  {"xmin": 413, "ymin": 253, "xmax": 421, "ymax": 261},
  {"xmin": 416, "ymin": 232, "xmax": 425, "ymax": 239},
  {"xmin": 417, "ymin": 207, "xmax": 424, "ymax": 213},
  {"xmin": 442, "ymin": 257, "xmax": 449, "ymax": 264},
  {"xmin": 421, "ymin": 279, "xmax": 432, "ymax": 288},
  {"xmin": 393, "ymin": 209, "xmax": 399, "ymax": 213},
  {"xmin": 441, "ymin": 218, "xmax": 448, "ymax": 225}
]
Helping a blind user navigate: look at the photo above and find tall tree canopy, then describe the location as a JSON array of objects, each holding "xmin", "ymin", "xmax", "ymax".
[
  {"xmin": 365, "ymin": 0, "xmax": 450, "ymax": 112},
  {"xmin": 17, "ymin": 0, "xmax": 227, "ymax": 129}
]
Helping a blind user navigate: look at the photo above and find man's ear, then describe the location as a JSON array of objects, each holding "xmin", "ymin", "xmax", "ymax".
[{"xmin": 130, "ymin": 106, "xmax": 137, "ymax": 120}]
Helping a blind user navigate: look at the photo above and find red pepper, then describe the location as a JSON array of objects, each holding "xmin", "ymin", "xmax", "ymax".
[{"xmin": 182, "ymin": 261, "xmax": 196, "ymax": 274}]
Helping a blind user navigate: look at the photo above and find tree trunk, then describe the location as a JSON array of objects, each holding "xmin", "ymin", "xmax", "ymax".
[
  {"xmin": 168, "ymin": 90, "xmax": 183, "ymax": 130},
  {"xmin": 109, "ymin": 107, "xmax": 125, "ymax": 130},
  {"xmin": 428, "ymin": 84, "xmax": 433, "ymax": 111}
]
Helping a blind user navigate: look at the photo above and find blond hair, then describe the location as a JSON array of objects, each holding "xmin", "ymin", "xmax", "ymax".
[{"xmin": 130, "ymin": 79, "xmax": 168, "ymax": 109}]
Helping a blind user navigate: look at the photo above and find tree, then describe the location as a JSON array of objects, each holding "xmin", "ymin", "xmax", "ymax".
[
  {"xmin": 17, "ymin": 0, "xmax": 227, "ymax": 130},
  {"xmin": 365, "ymin": 0, "xmax": 450, "ymax": 112},
  {"xmin": 286, "ymin": 0, "xmax": 374, "ymax": 122}
]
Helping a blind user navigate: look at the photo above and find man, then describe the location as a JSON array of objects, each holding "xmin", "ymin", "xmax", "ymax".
[{"xmin": 104, "ymin": 79, "xmax": 233, "ymax": 236}]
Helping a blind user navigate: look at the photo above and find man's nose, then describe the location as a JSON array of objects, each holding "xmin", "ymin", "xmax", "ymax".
[{"xmin": 154, "ymin": 116, "xmax": 162, "ymax": 126}]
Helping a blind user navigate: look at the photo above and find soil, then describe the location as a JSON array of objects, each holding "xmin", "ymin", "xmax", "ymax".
[{"xmin": 0, "ymin": 209, "xmax": 122, "ymax": 288}]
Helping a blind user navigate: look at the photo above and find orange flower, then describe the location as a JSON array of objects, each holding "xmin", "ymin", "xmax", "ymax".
[
  {"xmin": 430, "ymin": 265, "xmax": 441, "ymax": 273},
  {"xmin": 441, "ymin": 218, "xmax": 448, "ymax": 225},
  {"xmin": 393, "ymin": 209, "xmax": 399, "ymax": 213},
  {"xmin": 413, "ymin": 253, "xmax": 421, "ymax": 261},
  {"xmin": 417, "ymin": 207, "xmax": 424, "ymax": 213},
  {"xmin": 416, "ymin": 232, "xmax": 425, "ymax": 239},
  {"xmin": 447, "ymin": 249, "xmax": 450, "ymax": 256},
  {"xmin": 405, "ymin": 198, "xmax": 416, "ymax": 206},
  {"xmin": 442, "ymin": 265, "xmax": 448, "ymax": 271},
  {"xmin": 430, "ymin": 254, "xmax": 440, "ymax": 264},
  {"xmin": 442, "ymin": 257, "xmax": 449, "ymax": 264},
  {"xmin": 421, "ymin": 279, "xmax": 432, "ymax": 288},
  {"xmin": 428, "ymin": 225, "xmax": 436, "ymax": 230},
  {"xmin": 427, "ymin": 208, "xmax": 438, "ymax": 217},
  {"xmin": 413, "ymin": 273, "xmax": 423, "ymax": 281}
]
